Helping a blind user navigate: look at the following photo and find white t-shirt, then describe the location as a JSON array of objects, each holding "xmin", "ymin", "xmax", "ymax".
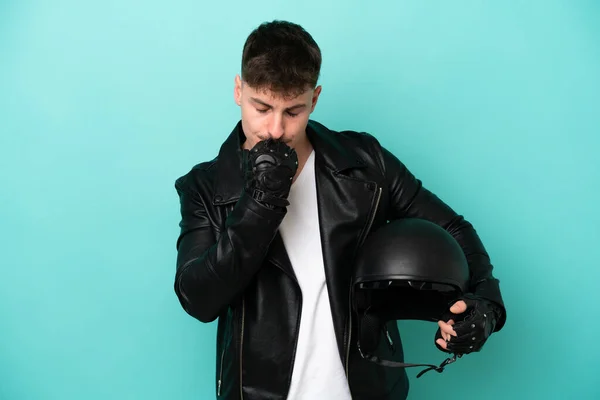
[{"xmin": 278, "ymin": 150, "xmax": 353, "ymax": 400}]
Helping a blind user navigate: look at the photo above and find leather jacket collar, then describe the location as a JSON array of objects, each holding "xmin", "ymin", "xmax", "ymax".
[{"xmin": 211, "ymin": 119, "xmax": 367, "ymax": 206}]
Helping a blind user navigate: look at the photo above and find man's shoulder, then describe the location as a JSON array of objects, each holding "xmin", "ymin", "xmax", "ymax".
[
  {"xmin": 309, "ymin": 119, "xmax": 381, "ymax": 145},
  {"xmin": 308, "ymin": 119, "xmax": 386, "ymax": 168},
  {"xmin": 174, "ymin": 156, "xmax": 219, "ymax": 195},
  {"xmin": 175, "ymin": 121, "xmax": 242, "ymax": 195}
]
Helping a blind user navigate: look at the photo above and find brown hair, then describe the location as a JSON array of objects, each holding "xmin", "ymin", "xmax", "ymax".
[{"xmin": 241, "ymin": 20, "xmax": 322, "ymax": 99}]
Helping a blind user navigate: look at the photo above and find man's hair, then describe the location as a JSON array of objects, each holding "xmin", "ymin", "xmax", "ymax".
[{"xmin": 241, "ymin": 20, "xmax": 321, "ymax": 99}]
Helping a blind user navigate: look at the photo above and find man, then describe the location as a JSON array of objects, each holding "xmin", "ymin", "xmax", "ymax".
[{"xmin": 173, "ymin": 20, "xmax": 506, "ymax": 400}]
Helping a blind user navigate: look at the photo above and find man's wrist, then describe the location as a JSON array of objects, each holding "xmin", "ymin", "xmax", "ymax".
[{"xmin": 249, "ymin": 188, "xmax": 289, "ymax": 211}]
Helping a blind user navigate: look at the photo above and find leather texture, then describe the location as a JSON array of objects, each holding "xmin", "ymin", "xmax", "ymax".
[{"xmin": 173, "ymin": 119, "xmax": 506, "ymax": 400}]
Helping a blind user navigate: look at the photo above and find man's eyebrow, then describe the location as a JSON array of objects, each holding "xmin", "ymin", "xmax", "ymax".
[{"xmin": 250, "ymin": 97, "xmax": 307, "ymax": 111}]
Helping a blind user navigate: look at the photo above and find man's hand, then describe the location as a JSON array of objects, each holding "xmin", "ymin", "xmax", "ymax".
[
  {"xmin": 435, "ymin": 294, "xmax": 500, "ymax": 354},
  {"xmin": 242, "ymin": 138, "xmax": 298, "ymax": 210},
  {"xmin": 435, "ymin": 300, "xmax": 465, "ymax": 350}
]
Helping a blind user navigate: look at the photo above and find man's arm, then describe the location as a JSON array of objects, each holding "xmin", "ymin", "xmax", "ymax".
[
  {"xmin": 174, "ymin": 178, "xmax": 286, "ymax": 323},
  {"xmin": 376, "ymin": 143, "xmax": 506, "ymax": 332}
]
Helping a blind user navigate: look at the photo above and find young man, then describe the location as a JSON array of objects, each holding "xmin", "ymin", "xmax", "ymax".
[{"xmin": 174, "ymin": 20, "xmax": 506, "ymax": 400}]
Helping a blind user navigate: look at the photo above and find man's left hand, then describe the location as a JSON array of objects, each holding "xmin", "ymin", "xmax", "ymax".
[
  {"xmin": 435, "ymin": 294, "xmax": 500, "ymax": 354},
  {"xmin": 435, "ymin": 300, "xmax": 465, "ymax": 350}
]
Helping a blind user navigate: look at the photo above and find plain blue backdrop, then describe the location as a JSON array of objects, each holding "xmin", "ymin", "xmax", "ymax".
[{"xmin": 1, "ymin": 1, "xmax": 599, "ymax": 399}]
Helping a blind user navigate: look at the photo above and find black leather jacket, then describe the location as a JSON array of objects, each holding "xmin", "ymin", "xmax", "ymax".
[{"xmin": 173, "ymin": 120, "xmax": 506, "ymax": 400}]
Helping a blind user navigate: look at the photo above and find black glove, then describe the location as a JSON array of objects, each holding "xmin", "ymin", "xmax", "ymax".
[
  {"xmin": 435, "ymin": 294, "xmax": 501, "ymax": 355},
  {"xmin": 241, "ymin": 138, "xmax": 298, "ymax": 210}
]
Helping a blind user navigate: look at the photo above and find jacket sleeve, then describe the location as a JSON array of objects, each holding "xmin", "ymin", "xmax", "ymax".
[
  {"xmin": 173, "ymin": 176, "xmax": 286, "ymax": 323},
  {"xmin": 377, "ymin": 144, "xmax": 506, "ymax": 332}
]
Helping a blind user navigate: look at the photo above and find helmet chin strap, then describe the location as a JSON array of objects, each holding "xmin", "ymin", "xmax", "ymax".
[
  {"xmin": 357, "ymin": 342, "xmax": 462, "ymax": 378},
  {"xmin": 356, "ymin": 306, "xmax": 463, "ymax": 378}
]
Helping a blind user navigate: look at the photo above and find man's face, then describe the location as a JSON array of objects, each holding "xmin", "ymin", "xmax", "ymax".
[{"xmin": 234, "ymin": 75, "xmax": 322, "ymax": 150}]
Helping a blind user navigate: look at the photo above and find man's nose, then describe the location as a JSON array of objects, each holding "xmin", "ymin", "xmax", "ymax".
[{"xmin": 268, "ymin": 115, "xmax": 284, "ymax": 139}]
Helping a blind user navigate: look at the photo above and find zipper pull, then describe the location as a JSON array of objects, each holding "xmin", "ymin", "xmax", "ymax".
[
  {"xmin": 217, "ymin": 379, "xmax": 222, "ymax": 396},
  {"xmin": 384, "ymin": 325, "xmax": 395, "ymax": 353}
]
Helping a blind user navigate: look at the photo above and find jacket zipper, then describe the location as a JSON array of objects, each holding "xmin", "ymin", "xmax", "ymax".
[
  {"xmin": 345, "ymin": 185, "xmax": 382, "ymax": 376},
  {"xmin": 239, "ymin": 298, "xmax": 246, "ymax": 399},
  {"xmin": 217, "ymin": 309, "xmax": 233, "ymax": 397},
  {"xmin": 218, "ymin": 204, "xmax": 235, "ymax": 398},
  {"xmin": 218, "ymin": 348, "xmax": 225, "ymax": 396}
]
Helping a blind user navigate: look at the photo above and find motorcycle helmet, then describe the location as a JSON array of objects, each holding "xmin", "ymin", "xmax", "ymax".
[{"xmin": 351, "ymin": 217, "xmax": 470, "ymax": 377}]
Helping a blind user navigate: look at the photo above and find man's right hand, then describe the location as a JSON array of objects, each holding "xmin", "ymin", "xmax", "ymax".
[{"xmin": 242, "ymin": 139, "xmax": 299, "ymax": 210}]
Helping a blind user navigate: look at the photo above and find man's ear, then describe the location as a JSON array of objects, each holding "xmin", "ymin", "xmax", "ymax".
[
  {"xmin": 310, "ymin": 85, "xmax": 322, "ymax": 112},
  {"xmin": 234, "ymin": 75, "xmax": 242, "ymax": 106}
]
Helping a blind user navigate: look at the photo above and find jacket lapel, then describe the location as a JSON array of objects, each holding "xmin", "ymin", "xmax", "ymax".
[{"xmin": 307, "ymin": 121, "xmax": 381, "ymax": 357}]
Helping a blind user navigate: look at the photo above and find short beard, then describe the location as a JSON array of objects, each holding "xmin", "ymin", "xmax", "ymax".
[{"xmin": 256, "ymin": 133, "xmax": 293, "ymax": 144}]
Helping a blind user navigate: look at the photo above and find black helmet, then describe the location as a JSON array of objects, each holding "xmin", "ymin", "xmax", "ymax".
[{"xmin": 351, "ymin": 218, "xmax": 470, "ymax": 377}]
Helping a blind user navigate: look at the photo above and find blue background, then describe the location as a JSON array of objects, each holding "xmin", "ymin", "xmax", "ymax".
[{"xmin": 1, "ymin": 1, "xmax": 599, "ymax": 399}]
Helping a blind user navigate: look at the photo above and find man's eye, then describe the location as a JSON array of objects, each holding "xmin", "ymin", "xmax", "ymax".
[
  {"xmin": 257, "ymin": 109, "xmax": 268, "ymax": 114},
  {"xmin": 287, "ymin": 112, "xmax": 298, "ymax": 117}
]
